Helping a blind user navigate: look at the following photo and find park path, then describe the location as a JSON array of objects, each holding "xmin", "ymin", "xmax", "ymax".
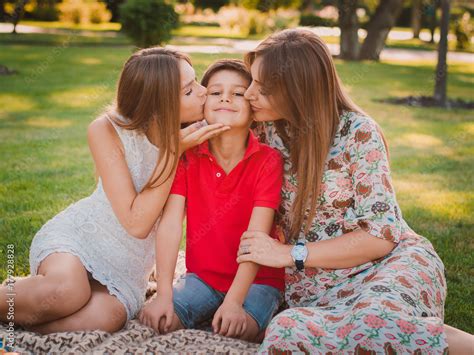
[{"xmin": 1, "ymin": 22, "xmax": 472, "ymax": 63}]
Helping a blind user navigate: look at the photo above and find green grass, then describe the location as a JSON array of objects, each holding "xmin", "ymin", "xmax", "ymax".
[
  {"xmin": 16, "ymin": 20, "xmax": 263, "ymax": 40},
  {"xmin": 19, "ymin": 20, "xmax": 122, "ymax": 32},
  {"xmin": 0, "ymin": 32, "xmax": 132, "ymax": 46},
  {"xmin": 15, "ymin": 20, "xmax": 473, "ymax": 52},
  {"xmin": 0, "ymin": 41, "xmax": 473, "ymax": 333},
  {"xmin": 313, "ymin": 32, "xmax": 473, "ymax": 53}
]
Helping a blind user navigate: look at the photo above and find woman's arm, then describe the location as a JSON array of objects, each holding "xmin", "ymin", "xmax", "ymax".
[
  {"xmin": 154, "ymin": 194, "xmax": 186, "ymax": 293},
  {"xmin": 238, "ymin": 229, "xmax": 396, "ymax": 269},
  {"xmin": 305, "ymin": 230, "xmax": 396, "ymax": 268},
  {"xmin": 88, "ymin": 118, "xmax": 228, "ymax": 239},
  {"xmin": 138, "ymin": 194, "xmax": 185, "ymax": 332},
  {"xmin": 88, "ymin": 117, "xmax": 176, "ymax": 238}
]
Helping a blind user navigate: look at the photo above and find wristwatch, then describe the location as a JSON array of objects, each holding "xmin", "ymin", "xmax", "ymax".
[{"xmin": 291, "ymin": 239, "xmax": 308, "ymax": 271}]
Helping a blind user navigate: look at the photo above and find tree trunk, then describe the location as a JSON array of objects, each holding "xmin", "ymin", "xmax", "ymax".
[
  {"xmin": 0, "ymin": 0, "xmax": 6, "ymax": 22},
  {"xmin": 11, "ymin": 0, "xmax": 28, "ymax": 34},
  {"xmin": 433, "ymin": 0, "xmax": 450, "ymax": 107},
  {"xmin": 338, "ymin": 0, "xmax": 360, "ymax": 60},
  {"xmin": 428, "ymin": 1, "xmax": 439, "ymax": 43},
  {"xmin": 358, "ymin": 0, "xmax": 404, "ymax": 61},
  {"xmin": 104, "ymin": 0, "xmax": 125, "ymax": 23},
  {"xmin": 411, "ymin": 0, "xmax": 422, "ymax": 39}
]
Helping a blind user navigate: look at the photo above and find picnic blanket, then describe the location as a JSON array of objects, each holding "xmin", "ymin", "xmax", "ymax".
[{"xmin": 0, "ymin": 252, "xmax": 260, "ymax": 354}]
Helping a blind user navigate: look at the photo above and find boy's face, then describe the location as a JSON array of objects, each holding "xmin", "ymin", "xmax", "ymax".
[{"xmin": 204, "ymin": 70, "xmax": 251, "ymax": 128}]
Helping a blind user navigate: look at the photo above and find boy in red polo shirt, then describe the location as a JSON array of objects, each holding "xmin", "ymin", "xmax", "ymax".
[{"xmin": 138, "ymin": 59, "xmax": 284, "ymax": 341}]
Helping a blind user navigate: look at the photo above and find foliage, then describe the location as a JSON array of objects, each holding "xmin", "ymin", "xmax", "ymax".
[
  {"xmin": 119, "ymin": 0, "xmax": 179, "ymax": 47},
  {"xmin": 217, "ymin": 5, "xmax": 298, "ymax": 36},
  {"xmin": 58, "ymin": 0, "xmax": 111, "ymax": 25}
]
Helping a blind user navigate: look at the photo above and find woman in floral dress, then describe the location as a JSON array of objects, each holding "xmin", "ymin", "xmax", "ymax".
[{"xmin": 237, "ymin": 29, "xmax": 473, "ymax": 353}]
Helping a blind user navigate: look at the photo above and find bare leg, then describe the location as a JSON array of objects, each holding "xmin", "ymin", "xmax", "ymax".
[
  {"xmin": 445, "ymin": 324, "xmax": 474, "ymax": 355},
  {"xmin": 0, "ymin": 252, "xmax": 91, "ymax": 327},
  {"xmin": 27, "ymin": 279, "xmax": 127, "ymax": 334}
]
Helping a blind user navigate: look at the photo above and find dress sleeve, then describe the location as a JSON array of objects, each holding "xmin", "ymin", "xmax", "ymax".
[
  {"xmin": 253, "ymin": 149, "xmax": 283, "ymax": 210},
  {"xmin": 169, "ymin": 156, "xmax": 187, "ymax": 197},
  {"xmin": 345, "ymin": 117, "xmax": 402, "ymax": 243}
]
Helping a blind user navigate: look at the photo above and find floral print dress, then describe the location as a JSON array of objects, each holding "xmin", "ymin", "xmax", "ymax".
[{"xmin": 254, "ymin": 111, "xmax": 448, "ymax": 354}]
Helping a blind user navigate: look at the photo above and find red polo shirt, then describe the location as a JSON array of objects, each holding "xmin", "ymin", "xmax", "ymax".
[{"xmin": 170, "ymin": 131, "xmax": 285, "ymax": 292}]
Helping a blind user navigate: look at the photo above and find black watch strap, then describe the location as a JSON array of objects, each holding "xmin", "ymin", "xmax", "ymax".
[{"xmin": 295, "ymin": 259, "xmax": 304, "ymax": 271}]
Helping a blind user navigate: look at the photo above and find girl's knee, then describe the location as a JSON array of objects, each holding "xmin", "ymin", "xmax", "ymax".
[
  {"xmin": 99, "ymin": 304, "xmax": 127, "ymax": 333},
  {"xmin": 39, "ymin": 276, "xmax": 91, "ymax": 317}
]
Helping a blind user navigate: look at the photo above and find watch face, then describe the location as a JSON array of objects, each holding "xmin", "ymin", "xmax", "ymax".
[{"xmin": 291, "ymin": 245, "xmax": 308, "ymax": 261}]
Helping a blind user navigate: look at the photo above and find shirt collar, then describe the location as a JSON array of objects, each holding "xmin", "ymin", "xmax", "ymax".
[{"xmin": 196, "ymin": 130, "xmax": 261, "ymax": 161}]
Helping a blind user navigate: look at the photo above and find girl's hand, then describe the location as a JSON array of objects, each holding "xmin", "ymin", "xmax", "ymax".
[
  {"xmin": 212, "ymin": 300, "xmax": 247, "ymax": 338},
  {"xmin": 237, "ymin": 231, "xmax": 292, "ymax": 268},
  {"xmin": 137, "ymin": 291, "xmax": 174, "ymax": 334},
  {"xmin": 179, "ymin": 120, "xmax": 230, "ymax": 155}
]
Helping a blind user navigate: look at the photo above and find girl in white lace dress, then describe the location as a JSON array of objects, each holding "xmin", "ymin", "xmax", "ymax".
[{"xmin": 0, "ymin": 47, "xmax": 229, "ymax": 334}]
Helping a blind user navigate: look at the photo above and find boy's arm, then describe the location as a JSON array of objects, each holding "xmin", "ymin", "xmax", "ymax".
[
  {"xmin": 212, "ymin": 206, "xmax": 275, "ymax": 336},
  {"xmin": 224, "ymin": 206, "xmax": 275, "ymax": 305}
]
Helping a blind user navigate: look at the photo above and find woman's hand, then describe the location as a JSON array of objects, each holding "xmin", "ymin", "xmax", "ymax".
[
  {"xmin": 138, "ymin": 290, "xmax": 174, "ymax": 334},
  {"xmin": 237, "ymin": 231, "xmax": 292, "ymax": 268},
  {"xmin": 179, "ymin": 120, "xmax": 230, "ymax": 155}
]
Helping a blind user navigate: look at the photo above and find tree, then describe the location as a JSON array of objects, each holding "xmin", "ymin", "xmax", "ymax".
[
  {"xmin": 358, "ymin": 0, "xmax": 404, "ymax": 60},
  {"xmin": 338, "ymin": 0, "xmax": 360, "ymax": 60},
  {"xmin": 427, "ymin": 0, "xmax": 439, "ymax": 43},
  {"xmin": 103, "ymin": 0, "xmax": 125, "ymax": 22},
  {"xmin": 0, "ymin": 0, "xmax": 6, "ymax": 22},
  {"xmin": 337, "ymin": 0, "xmax": 405, "ymax": 61},
  {"xmin": 433, "ymin": 0, "xmax": 449, "ymax": 107},
  {"xmin": 119, "ymin": 0, "xmax": 179, "ymax": 47},
  {"xmin": 242, "ymin": 0, "xmax": 302, "ymax": 12},
  {"xmin": 411, "ymin": 0, "xmax": 422, "ymax": 39},
  {"xmin": 192, "ymin": 0, "xmax": 230, "ymax": 12},
  {"xmin": 11, "ymin": 0, "xmax": 27, "ymax": 34}
]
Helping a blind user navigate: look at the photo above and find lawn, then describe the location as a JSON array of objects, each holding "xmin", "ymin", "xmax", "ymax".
[
  {"xmin": 0, "ymin": 40, "xmax": 472, "ymax": 333},
  {"xmin": 14, "ymin": 20, "xmax": 474, "ymax": 52}
]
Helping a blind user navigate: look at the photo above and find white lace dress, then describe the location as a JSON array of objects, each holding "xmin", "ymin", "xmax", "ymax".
[{"xmin": 29, "ymin": 113, "xmax": 160, "ymax": 321}]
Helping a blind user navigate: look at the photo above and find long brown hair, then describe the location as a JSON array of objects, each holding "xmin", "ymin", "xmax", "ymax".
[
  {"xmin": 108, "ymin": 47, "xmax": 191, "ymax": 188},
  {"xmin": 245, "ymin": 29, "xmax": 368, "ymax": 239}
]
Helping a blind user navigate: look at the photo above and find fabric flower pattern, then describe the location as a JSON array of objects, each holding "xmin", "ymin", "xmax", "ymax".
[{"xmin": 253, "ymin": 112, "xmax": 448, "ymax": 354}]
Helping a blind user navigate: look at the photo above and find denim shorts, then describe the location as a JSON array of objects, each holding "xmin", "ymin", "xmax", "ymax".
[{"xmin": 172, "ymin": 273, "xmax": 282, "ymax": 331}]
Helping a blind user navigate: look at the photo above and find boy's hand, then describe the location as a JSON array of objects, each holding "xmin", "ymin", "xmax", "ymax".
[
  {"xmin": 138, "ymin": 291, "xmax": 174, "ymax": 334},
  {"xmin": 212, "ymin": 300, "xmax": 247, "ymax": 338}
]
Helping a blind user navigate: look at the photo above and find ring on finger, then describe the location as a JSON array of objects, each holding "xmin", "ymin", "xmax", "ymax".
[{"xmin": 241, "ymin": 245, "xmax": 250, "ymax": 254}]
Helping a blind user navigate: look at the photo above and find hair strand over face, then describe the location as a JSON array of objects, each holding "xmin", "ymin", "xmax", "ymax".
[
  {"xmin": 106, "ymin": 47, "xmax": 191, "ymax": 189},
  {"xmin": 245, "ymin": 29, "xmax": 380, "ymax": 240}
]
